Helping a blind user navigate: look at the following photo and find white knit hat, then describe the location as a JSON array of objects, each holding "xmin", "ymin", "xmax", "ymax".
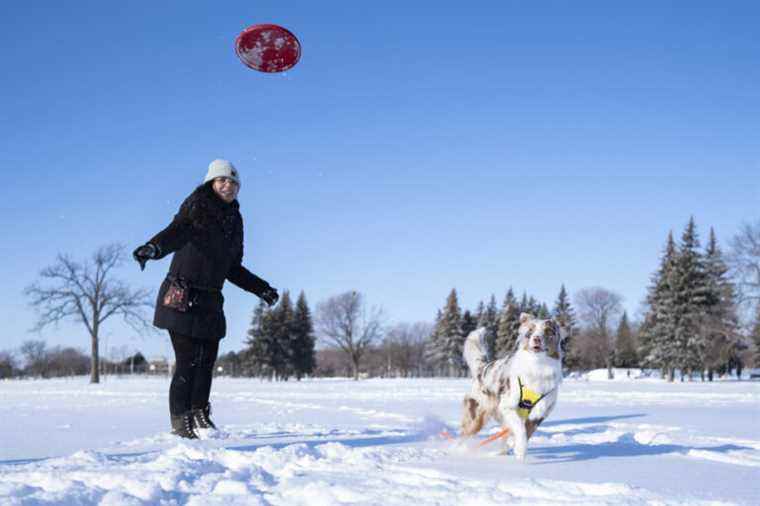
[{"xmin": 204, "ymin": 159, "xmax": 241, "ymax": 186}]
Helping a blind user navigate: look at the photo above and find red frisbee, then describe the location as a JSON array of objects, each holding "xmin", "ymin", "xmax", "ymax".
[{"xmin": 235, "ymin": 24, "xmax": 301, "ymax": 73}]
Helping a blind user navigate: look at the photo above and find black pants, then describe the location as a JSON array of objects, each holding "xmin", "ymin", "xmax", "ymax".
[{"xmin": 169, "ymin": 331, "xmax": 220, "ymax": 416}]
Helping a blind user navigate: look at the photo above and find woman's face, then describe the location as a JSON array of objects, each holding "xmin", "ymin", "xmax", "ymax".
[{"xmin": 212, "ymin": 177, "xmax": 239, "ymax": 203}]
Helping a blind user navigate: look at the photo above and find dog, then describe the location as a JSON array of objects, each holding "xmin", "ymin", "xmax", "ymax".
[{"xmin": 461, "ymin": 312, "xmax": 566, "ymax": 459}]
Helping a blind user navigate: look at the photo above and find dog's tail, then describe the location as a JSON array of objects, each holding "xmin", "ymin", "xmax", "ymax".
[{"xmin": 463, "ymin": 327, "xmax": 488, "ymax": 378}]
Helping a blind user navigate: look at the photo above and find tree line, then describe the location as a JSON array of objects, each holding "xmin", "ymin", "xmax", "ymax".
[
  {"xmin": 13, "ymin": 219, "xmax": 760, "ymax": 382},
  {"xmin": 0, "ymin": 340, "xmax": 150, "ymax": 379}
]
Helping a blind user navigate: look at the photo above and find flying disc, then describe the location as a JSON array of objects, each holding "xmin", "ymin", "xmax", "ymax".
[{"xmin": 235, "ymin": 24, "xmax": 301, "ymax": 73}]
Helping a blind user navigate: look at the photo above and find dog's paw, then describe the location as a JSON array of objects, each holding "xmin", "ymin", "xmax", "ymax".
[{"xmin": 513, "ymin": 442, "xmax": 527, "ymax": 460}]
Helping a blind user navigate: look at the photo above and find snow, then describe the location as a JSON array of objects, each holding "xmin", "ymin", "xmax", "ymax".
[{"xmin": 1, "ymin": 376, "xmax": 758, "ymax": 505}]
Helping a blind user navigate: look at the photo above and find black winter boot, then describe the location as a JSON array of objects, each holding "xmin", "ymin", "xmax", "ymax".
[
  {"xmin": 170, "ymin": 411, "xmax": 199, "ymax": 439},
  {"xmin": 192, "ymin": 403, "xmax": 217, "ymax": 430}
]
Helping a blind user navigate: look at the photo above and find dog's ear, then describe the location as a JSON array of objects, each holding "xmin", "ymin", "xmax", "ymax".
[{"xmin": 519, "ymin": 313, "xmax": 533, "ymax": 325}]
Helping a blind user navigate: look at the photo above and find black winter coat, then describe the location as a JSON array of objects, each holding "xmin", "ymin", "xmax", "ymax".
[{"xmin": 148, "ymin": 183, "xmax": 272, "ymax": 340}]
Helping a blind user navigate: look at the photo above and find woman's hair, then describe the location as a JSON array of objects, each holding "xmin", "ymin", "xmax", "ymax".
[{"xmin": 196, "ymin": 180, "xmax": 215, "ymax": 193}]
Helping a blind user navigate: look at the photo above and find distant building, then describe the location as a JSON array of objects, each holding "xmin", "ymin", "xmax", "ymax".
[{"xmin": 147, "ymin": 356, "xmax": 171, "ymax": 375}]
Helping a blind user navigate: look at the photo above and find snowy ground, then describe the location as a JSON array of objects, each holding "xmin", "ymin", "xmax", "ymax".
[{"xmin": 1, "ymin": 375, "xmax": 758, "ymax": 505}]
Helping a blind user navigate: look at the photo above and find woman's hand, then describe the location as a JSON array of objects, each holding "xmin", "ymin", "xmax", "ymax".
[
  {"xmin": 260, "ymin": 286, "xmax": 279, "ymax": 307},
  {"xmin": 133, "ymin": 243, "xmax": 159, "ymax": 271}
]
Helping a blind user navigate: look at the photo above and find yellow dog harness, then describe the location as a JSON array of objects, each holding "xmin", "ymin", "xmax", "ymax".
[{"xmin": 517, "ymin": 377, "xmax": 553, "ymax": 420}]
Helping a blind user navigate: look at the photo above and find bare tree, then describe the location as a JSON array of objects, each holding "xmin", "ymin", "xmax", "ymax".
[
  {"xmin": 384, "ymin": 322, "xmax": 432, "ymax": 377},
  {"xmin": 315, "ymin": 291, "xmax": 384, "ymax": 380},
  {"xmin": 20, "ymin": 340, "xmax": 49, "ymax": 378},
  {"xmin": 24, "ymin": 244, "xmax": 153, "ymax": 383},
  {"xmin": 729, "ymin": 220, "xmax": 760, "ymax": 305},
  {"xmin": 48, "ymin": 347, "xmax": 91, "ymax": 377},
  {"xmin": 574, "ymin": 287, "xmax": 623, "ymax": 378}
]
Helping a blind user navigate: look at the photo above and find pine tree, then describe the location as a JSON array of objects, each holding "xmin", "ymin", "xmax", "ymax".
[
  {"xmin": 291, "ymin": 291, "xmax": 316, "ymax": 380},
  {"xmin": 435, "ymin": 289, "xmax": 465, "ymax": 376},
  {"xmin": 477, "ymin": 295, "xmax": 499, "ymax": 358},
  {"xmin": 702, "ymin": 228, "xmax": 740, "ymax": 380},
  {"xmin": 527, "ymin": 296, "xmax": 540, "ymax": 316},
  {"xmin": 495, "ymin": 288, "xmax": 520, "ymax": 356},
  {"xmin": 639, "ymin": 231, "xmax": 679, "ymax": 380},
  {"xmin": 552, "ymin": 285, "xmax": 576, "ymax": 328},
  {"xmin": 751, "ymin": 304, "xmax": 760, "ymax": 368},
  {"xmin": 537, "ymin": 303, "xmax": 550, "ymax": 319},
  {"xmin": 244, "ymin": 301, "xmax": 278, "ymax": 378},
  {"xmin": 424, "ymin": 309, "xmax": 445, "ymax": 375},
  {"xmin": 474, "ymin": 301, "xmax": 485, "ymax": 326},
  {"xmin": 461, "ymin": 310, "xmax": 477, "ymax": 341},
  {"xmin": 614, "ymin": 311, "xmax": 638, "ymax": 368},
  {"xmin": 671, "ymin": 218, "xmax": 711, "ymax": 380},
  {"xmin": 270, "ymin": 290, "xmax": 295, "ymax": 380},
  {"xmin": 553, "ymin": 284, "xmax": 577, "ymax": 368},
  {"xmin": 519, "ymin": 292, "xmax": 530, "ymax": 315}
]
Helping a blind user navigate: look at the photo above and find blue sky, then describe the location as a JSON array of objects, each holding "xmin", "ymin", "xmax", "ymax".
[{"xmin": 1, "ymin": 1, "xmax": 758, "ymax": 359}]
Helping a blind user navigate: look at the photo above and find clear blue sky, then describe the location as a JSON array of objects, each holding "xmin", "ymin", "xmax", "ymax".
[{"xmin": 2, "ymin": 1, "xmax": 758, "ymax": 360}]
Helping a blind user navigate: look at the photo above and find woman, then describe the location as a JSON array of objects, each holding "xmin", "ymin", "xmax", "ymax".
[{"xmin": 133, "ymin": 159, "xmax": 279, "ymax": 439}]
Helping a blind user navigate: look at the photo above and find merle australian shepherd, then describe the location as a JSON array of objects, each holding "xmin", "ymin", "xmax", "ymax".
[{"xmin": 461, "ymin": 313, "xmax": 566, "ymax": 459}]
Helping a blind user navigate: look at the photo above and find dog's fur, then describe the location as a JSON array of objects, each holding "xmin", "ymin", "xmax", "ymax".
[{"xmin": 461, "ymin": 313, "xmax": 566, "ymax": 459}]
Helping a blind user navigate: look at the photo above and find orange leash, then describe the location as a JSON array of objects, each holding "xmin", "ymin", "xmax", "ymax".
[
  {"xmin": 477, "ymin": 428, "xmax": 511, "ymax": 447},
  {"xmin": 439, "ymin": 428, "xmax": 511, "ymax": 447},
  {"xmin": 440, "ymin": 430, "xmax": 456, "ymax": 441}
]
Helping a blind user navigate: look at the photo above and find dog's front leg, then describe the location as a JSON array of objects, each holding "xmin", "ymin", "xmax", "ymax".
[{"xmin": 501, "ymin": 408, "xmax": 528, "ymax": 460}]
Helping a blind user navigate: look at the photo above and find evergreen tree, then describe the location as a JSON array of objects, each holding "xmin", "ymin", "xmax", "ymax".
[
  {"xmin": 477, "ymin": 295, "xmax": 499, "ymax": 358},
  {"xmin": 461, "ymin": 310, "xmax": 478, "ymax": 341},
  {"xmin": 671, "ymin": 218, "xmax": 711, "ymax": 379},
  {"xmin": 639, "ymin": 231, "xmax": 679, "ymax": 379},
  {"xmin": 269, "ymin": 290, "xmax": 295, "ymax": 380},
  {"xmin": 553, "ymin": 284, "xmax": 577, "ymax": 368},
  {"xmin": 751, "ymin": 304, "xmax": 760, "ymax": 368},
  {"xmin": 552, "ymin": 284, "xmax": 575, "ymax": 328},
  {"xmin": 474, "ymin": 301, "xmax": 485, "ymax": 326},
  {"xmin": 702, "ymin": 228, "xmax": 740, "ymax": 380},
  {"xmin": 614, "ymin": 311, "xmax": 638, "ymax": 367},
  {"xmin": 495, "ymin": 288, "xmax": 520, "ymax": 356},
  {"xmin": 424, "ymin": 309, "xmax": 444, "ymax": 375},
  {"xmin": 519, "ymin": 292, "xmax": 530, "ymax": 315},
  {"xmin": 434, "ymin": 289, "xmax": 465, "ymax": 376},
  {"xmin": 291, "ymin": 291, "xmax": 316, "ymax": 380},
  {"xmin": 537, "ymin": 303, "xmax": 550, "ymax": 319},
  {"xmin": 244, "ymin": 301, "xmax": 276, "ymax": 378},
  {"xmin": 527, "ymin": 296, "xmax": 540, "ymax": 315}
]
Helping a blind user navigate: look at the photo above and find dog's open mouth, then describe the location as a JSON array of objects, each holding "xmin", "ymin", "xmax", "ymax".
[{"xmin": 531, "ymin": 345, "xmax": 544, "ymax": 352}]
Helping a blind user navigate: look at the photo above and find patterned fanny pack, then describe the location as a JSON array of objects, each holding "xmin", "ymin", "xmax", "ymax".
[
  {"xmin": 162, "ymin": 276, "xmax": 191, "ymax": 312},
  {"xmin": 162, "ymin": 276, "xmax": 223, "ymax": 312}
]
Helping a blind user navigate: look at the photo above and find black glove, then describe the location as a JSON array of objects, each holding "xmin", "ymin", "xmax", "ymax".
[
  {"xmin": 260, "ymin": 286, "xmax": 279, "ymax": 307},
  {"xmin": 132, "ymin": 243, "xmax": 158, "ymax": 271}
]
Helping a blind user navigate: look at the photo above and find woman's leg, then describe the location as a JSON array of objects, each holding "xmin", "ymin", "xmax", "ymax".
[
  {"xmin": 191, "ymin": 338, "xmax": 220, "ymax": 410},
  {"xmin": 169, "ymin": 331, "xmax": 196, "ymax": 416}
]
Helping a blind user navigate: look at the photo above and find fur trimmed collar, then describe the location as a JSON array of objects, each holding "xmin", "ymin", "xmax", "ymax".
[{"xmin": 192, "ymin": 183, "xmax": 240, "ymax": 211}]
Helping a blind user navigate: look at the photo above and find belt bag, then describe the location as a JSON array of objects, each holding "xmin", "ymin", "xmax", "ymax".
[{"xmin": 163, "ymin": 276, "xmax": 191, "ymax": 312}]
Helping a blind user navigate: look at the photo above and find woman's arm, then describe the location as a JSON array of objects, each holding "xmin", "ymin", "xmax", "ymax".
[
  {"xmin": 226, "ymin": 244, "xmax": 272, "ymax": 296},
  {"xmin": 147, "ymin": 198, "xmax": 196, "ymax": 259}
]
